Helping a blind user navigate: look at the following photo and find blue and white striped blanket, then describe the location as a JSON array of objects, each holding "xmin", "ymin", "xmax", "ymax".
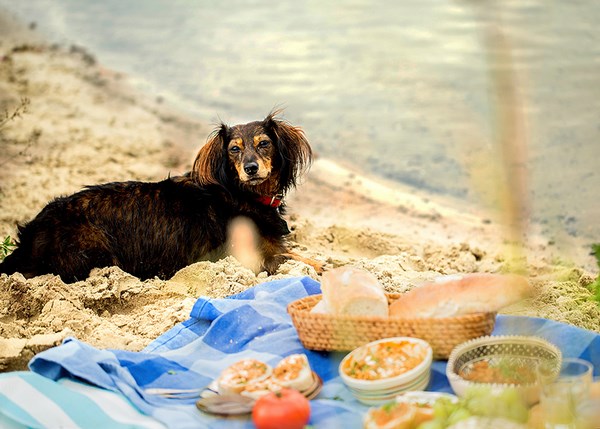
[{"xmin": 1, "ymin": 276, "xmax": 599, "ymax": 428}]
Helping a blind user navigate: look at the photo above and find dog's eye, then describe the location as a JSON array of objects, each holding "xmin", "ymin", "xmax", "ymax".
[
  {"xmin": 229, "ymin": 145, "xmax": 241, "ymax": 153},
  {"xmin": 258, "ymin": 140, "xmax": 270, "ymax": 148}
]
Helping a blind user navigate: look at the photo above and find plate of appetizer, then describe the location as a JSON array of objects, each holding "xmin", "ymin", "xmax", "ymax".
[
  {"xmin": 196, "ymin": 354, "xmax": 322, "ymax": 415},
  {"xmin": 363, "ymin": 391, "xmax": 458, "ymax": 429}
]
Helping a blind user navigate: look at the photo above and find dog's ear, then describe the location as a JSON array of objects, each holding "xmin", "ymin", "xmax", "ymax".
[
  {"xmin": 264, "ymin": 110, "xmax": 312, "ymax": 192},
  {"xmin": 192, "ymin": 123, "xmax": 231, "ymax": 186}
]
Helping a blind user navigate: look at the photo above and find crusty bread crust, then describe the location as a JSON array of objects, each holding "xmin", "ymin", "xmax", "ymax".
[
  {"xmin": 321, "ymin": 266, "xmax": 388, "ymax": 317},
  {"xmin": 389, "ymin": 273, "xmax": 532, "ymax": 318}
]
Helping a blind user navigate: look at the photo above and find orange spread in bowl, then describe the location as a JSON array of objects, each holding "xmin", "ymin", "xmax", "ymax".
[{"xmin": 342, "ymin": 341, "xmax": 426, "ymax": 380}]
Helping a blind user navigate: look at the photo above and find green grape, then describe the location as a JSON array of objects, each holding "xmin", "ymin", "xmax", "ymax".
[
  {"xmin": 463, "ymin": 385, "xmax": 490, "ymax": 401},
  {"xmin": 416, "ymin": 419, "xmax": 445, "ymax": 429},
  {"xmin": 498, "ymin": 387, "xmax": 521, "ymax": 404},
  {"xmin": 447, "ymin": 407, "xmax": 472, "ymax": 426},
  {"xmin": 506, "ymin": 403, "xmax": 529, "ymax": 424},
  {"xmin": 463, "ymin": 386, "xmax": 529, "ymax": 423},
  {"xmin": 465, "ymin": 394, "xmax": 493, "ymax": 416},
  {"xmin": 495, "ymin": 389, "xmax": 529, "ymax": 423},
  {"xmin": 432, "ymin": 398, "xmax": 455, "ymax": 420}
]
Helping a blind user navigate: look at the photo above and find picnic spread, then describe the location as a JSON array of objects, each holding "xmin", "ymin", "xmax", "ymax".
[{"xmin": 1, "ymin": 275, "xmax": 599, "ymax": 428}]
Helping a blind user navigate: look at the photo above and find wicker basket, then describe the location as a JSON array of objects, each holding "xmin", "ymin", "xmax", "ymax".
[
  {"xmin": 446, "ymin": 335, "xmax": 562, "ymax": 405},
  {"xmin": 287, "ymin": 294, "xmax": 496, "ymax": 359}
]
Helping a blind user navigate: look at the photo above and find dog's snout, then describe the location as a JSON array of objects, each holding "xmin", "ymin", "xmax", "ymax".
[{"xmin": 244, "ymin": 162, "xmax": 259, "ymax": 176}]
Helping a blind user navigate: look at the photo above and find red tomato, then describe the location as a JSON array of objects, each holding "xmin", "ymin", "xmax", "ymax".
[{"xmin": 252, "ymin": 388, "xmax": 311, "ymax": 429}]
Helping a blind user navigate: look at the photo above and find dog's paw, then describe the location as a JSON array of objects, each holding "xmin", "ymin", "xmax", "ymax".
[
  {"xmin": 261, "ymin": 254, "xmax": 289, "ymax": 276},
  {"xmin": 280, "ymin": 252, "xmax": 325, "ymax": 274},
  {"xmin": 304, "ymin": 258, "xmax": 324, "ymax": 274}
]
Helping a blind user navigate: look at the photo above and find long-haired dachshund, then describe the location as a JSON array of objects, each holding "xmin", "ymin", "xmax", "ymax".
[{"xmin": 0, "ymin": 111, "xmax": 321, "ymax": 283}]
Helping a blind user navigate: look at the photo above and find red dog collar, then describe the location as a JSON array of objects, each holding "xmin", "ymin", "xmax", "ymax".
[{"xmin": 257, "ymin": 195, "xmax": 283, "ymax": 208}]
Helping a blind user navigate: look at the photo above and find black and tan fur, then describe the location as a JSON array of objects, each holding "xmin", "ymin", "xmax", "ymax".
[{"xmin": 0, "ymin": 111, "xmax": 320, "ymax": 283}]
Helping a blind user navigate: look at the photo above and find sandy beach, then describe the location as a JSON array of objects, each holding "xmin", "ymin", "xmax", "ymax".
[{"xmin": 0, "ymin": 13, "xmax": 598, "ymax": 373}]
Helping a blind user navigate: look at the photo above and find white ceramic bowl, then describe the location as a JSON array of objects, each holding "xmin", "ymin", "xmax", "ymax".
[
  {"xmin": 446, "ymin": 335, "xmax": 562, "ymax": 405},
  {"xmin": 347, "ymin": 374, "xmax": 431, "ymax": 405},
  {"xmin": 339, "ymin": 337, "xmax": 433, "ymax": 403}
]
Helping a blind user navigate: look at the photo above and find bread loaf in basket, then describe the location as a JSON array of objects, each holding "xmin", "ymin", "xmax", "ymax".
[{"xmin": 287, "ymin": 293, "xmax": 496, "ymax": 360}]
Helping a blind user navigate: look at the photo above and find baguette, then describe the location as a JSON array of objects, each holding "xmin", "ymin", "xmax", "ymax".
[
  {"xmin": 320, "ymin": 266, "xmax": 388, "ymax": 317},
  {"xmin": 389, "ymin": 273, "xmax": 531, "ymax": 318}
]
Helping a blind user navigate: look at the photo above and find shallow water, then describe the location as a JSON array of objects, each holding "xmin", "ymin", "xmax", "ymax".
[{"xmin": 1, "ymin": 0, "xmax": 599, "ymax": 247}]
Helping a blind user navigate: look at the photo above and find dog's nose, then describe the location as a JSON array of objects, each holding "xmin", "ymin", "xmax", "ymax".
[{"xmin": 244, "ymin": 162, "xmax": 259, "ymax": 176}]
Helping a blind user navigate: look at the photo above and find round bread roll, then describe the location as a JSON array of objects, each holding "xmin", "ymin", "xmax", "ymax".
[
  {"xmin": 320, "ymin": 266, "xmax": 388, "ymax": 317},
  {"xmin": 389, "ymin": 273, "xmax": 531, "ymax": 318},
  {"xmin": 309, "ymin": 299, "xmax": 330, "ymax": 314}
]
